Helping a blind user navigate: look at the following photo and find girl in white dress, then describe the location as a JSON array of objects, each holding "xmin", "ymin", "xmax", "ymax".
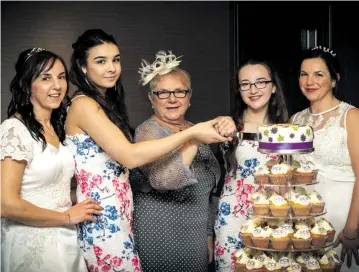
[
  {"xmin": 214, "ymin": 60, "xmax": 289, "ymax": 271},
  {"xmin": 291, "ymin": 46, "xmax": 359, "ymax": 271},
  {"xmin": 1, "ymin": 48, "xmax": 103, "ymax": 272}
]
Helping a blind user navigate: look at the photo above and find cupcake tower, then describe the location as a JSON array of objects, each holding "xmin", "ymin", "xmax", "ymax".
[{"xmin": 235, "ymin": 124, "xmax": 338, "ymax": 272}]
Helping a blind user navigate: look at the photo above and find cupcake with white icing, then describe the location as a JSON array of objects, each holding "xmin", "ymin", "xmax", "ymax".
[
  {"xmin": 251, "ymin": 226, "xmax": 273, "ymax": 249},
  {"xmin": 235, "ymin": 248, "xmax": 251, "ymax": 271},
  {"xmin": 245, "ymin": 258, "xmax": 263, "ymax": 272},
  {"xmin": 294, "ymin": 164, "xmax": 315, "ymax": 184},
  {"xmin": 265, "ymin": 257, "xmax": 281, "ymax": 272},
  {"xmin": 319, "ymin": 253, "xmax": 335, "ymax": 272},
  {"xmin": 317, "ymin": 218, "xmax": 336, "ymax": 242},
  {"xmin": 286, "ymin": 262, "xmax": 302, "ymax": 272},
  {"xmin": 310, "ymin": 223, "xmax": 328, "ymax": 247},
  {"xmin": 254, "ymin": 164, "xmax": 270, "ymax": 184},
  {"xmin": 309, "ymin": 190, "xmax": 325, "ymax": 213},
  {"xmin": 252, "ymin": 191, "xmax": 270, "ymax": 216},
  {"xmin": 306, "ymin": 257, "xmax": 321, "ymax": 272},
  {"xmin": 270, "ymin": 227, "xmax": 290, "ymax": 250},
  {"xmin": 269, "ymin": 163, "xmax": 289, "ymax": 185},
  {"xmin": 240, "ymin": 219, "xmax": 260, "ymax": 246},
  {"xmin": 292, "ymin": 228, "xmax": 312, "ymax": 249},
  {"xmin": 269, "ymin": 193, "xmax": 290, "ymax": 217},
  {"xmin": 291, "ymin": 195, "xmax": 311, "ymax": 216}
]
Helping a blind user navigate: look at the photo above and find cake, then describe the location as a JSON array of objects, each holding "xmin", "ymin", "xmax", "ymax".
[{"xmin": 257, "ymin": 124, "xmax": 314, "ymax": 153}]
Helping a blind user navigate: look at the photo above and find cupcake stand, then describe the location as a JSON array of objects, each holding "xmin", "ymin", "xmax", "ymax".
[{"xmin": 236, "ymin": 143, "xmax": 340, "ymax": 272}]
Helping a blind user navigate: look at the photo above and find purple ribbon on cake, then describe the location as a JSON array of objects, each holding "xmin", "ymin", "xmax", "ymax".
[{"xmin": 258, "ymin": 142, "xmax": 313, "ymax": 150}]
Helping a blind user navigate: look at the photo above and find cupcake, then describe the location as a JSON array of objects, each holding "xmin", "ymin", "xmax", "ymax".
[
  {"xmin": 317, "ymin": 218, "xmax": 336, "ymax": 242},
  {"xmin": 269, "ymin": 193, "xmax": 290, "ymax": 217},
  {"xmin": 294, "ymin": 164, "xmax": 314, "ymax": 184},
  {"xmin": 254, "ymin": 251, "xmax": 270, "ymax": 267},
  {"xmin": 292, "ymin": 229, "xmax": 312, "ymax": 249},
  {"xmin": 269, "ymin": 163, "xmax": 289, "ymax": 185},
  {"xmin": 306, "ymin": 257, "xmax": 322, "ymax": 272},
  {"xmin": 291, "ymin": 195, "xmax": 311, "ymax": 216},
  {"xmin": 265, "ymin": 257, "xmax": 281, "ymax": 272},
  {"xmin": 252, "ymin": 192, "xmax": 270, "ymax": 216},
  {"xmin": 319, "ymin": 254, "xmax": 335, "ymax": 272},
  {"xmin": 310, "ymin": 223, "xmax": 328, "ymax": 247},
  {"xmin": 235, "ymin": 248, "xmax": 251, "ymax": 271},
  {"xmin": 244, "ymin": 258, "xmax": 264, "ymax": 272},
  {"xmin": 309, "ymin": 191, "xmax": 325, "ymax": 214},
  {"xmin": 325, "ymin": 249, "xmax": 341, "ymax": 271},
  {"xmin": 254, "ymin": 164, "xmax": 270, "ymax": 184},
  {"xmin": 270, "ymin": 228, "xmax": 290, "ymax": 250},
  {"xmin": 286, "ymin": 262, "xmax": 302, "ymax": 272},
  {"xmin": 294, "ymin": 219, "xmax": 311, "ymax": 231},
  {"xmin": 284, "ymin": 189, "xmax": 299, "ymax": 203},
  {"xmin": 296, "ymin": 252, "xmax": 312, "ymax": 267},
  {"xmin": 280, "ymin": 222, "xmax": 294, "ymax": 238},
  {"xmin": 278, "ymin": 253, "xmax": 292, "ymax": 271},
  {"xmin": 240, "ymin": 220, "xmax": 258, "ymax": 246},
  {"xmin": 252, "ymin": 226, "xmax": 273, "ymax": 249}
]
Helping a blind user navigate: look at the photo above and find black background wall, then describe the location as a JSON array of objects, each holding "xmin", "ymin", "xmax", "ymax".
[{"xmin": 1, "ymin": 1, "xmax": 231, "ymax": 127}]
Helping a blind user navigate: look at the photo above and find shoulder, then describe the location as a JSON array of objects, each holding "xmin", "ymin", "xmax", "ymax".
[
  {"xmin": 68, "ymin": 95, "xmax": 101, "ymax": 116},
  {"xmin": 0, "ymin": 118, "xmax": 31, "ymax": 139},
  {"xmin": 134, "ymin": 118, "xmax": 169, "ymax": 140},
  {"xmin": 346, "ymin": 106, "xmax": 359, "ymax": 126}
]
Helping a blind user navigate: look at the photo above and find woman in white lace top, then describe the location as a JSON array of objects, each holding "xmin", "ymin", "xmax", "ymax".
[
  {"xmin": 291, "ymin": 47, "xmax": 359, "ymax": 271},
  {"xmin": 0, "ymin": 48, "xmax": 103, "ymax": 272}
]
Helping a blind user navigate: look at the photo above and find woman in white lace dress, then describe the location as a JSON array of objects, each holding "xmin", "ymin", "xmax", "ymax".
[
  {"xmin": 1, "ymin": 48, "xmax": 103, "ymax": 272},
  {"xmin": 291, "ymin": 47, "xmax": 359, "ymax": 271}
]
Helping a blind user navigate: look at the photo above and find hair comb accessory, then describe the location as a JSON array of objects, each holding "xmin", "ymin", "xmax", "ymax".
[
  {"xmin": 25, "ymin": 47, "xmax": 47, "ymax": 61},
  {"xmin": 138, "ymin": 50, "xmax": 182, "ymax": 86},
  {"xmin": 311, "ymin": 46, "xmax": 336, "ymax": 57}
]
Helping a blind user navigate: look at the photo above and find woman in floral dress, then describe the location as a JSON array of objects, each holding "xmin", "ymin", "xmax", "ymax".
[
  {"xmin": 65, "ymin": 29, "xmax": 233, "ymax": 271},
  {"xmin": 214, "ymin": 60, "xmax": 289, "ymax": 271}
]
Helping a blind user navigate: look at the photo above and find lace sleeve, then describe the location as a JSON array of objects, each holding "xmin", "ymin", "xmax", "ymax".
[
  {"xmin": 134, "ymin": 120, "xmax": 197, "ymax": 191},
  {"xmin": 0, "ymin": 119, "xmax": 34, "ymax": 163}
]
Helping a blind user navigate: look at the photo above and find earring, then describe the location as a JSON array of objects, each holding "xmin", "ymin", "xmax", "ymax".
[{"xmin": 84, "ymin": 73, "xmax": 91, "ymax": 87}]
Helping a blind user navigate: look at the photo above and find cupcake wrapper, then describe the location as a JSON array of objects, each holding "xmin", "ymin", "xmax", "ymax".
[
  {"xmin": 311, "ymin": 235, "xmax": 328, "ymax": 247},
  {"xmin": 269, "ymin": 174, "xmax": 288, "ymax": 185},
  {"xmin": 311, "ymin": 203, "xmax": 325, "ymax": 214},
  {"xmin": 252, "ymin": 237, "xmax": 270, "ymax": 248},
  {"xmin": 252, "ymin": 205, "xmax": 270, "ymax": 216},
  {"xmin": 241, "ymin": 234, "xmax": 253, "ymax": 246},
  {"xmin": 255, "ymin": 174, "xmax": 270, "ymax": 185},
  {"xmin": 292, "ymin": 238, "xmax": 312, "ymax": 249},
  {"xmin": 327, "ymin": 230, "xmax": 336, "ymax": 242},
  {"xmin": 271, "ymin": 238, "xmax": 290, "ymax": 249},
  {"xmin": 292, "ymin": 205, "xmax": 311, "ymax": 216},
  {"xmin": 270, "ymin": 206, "xmax": 290, "ymax": 217},
  {"xmin": 294, "ymin": 172, "xmax": 314, "ymax": 184}
]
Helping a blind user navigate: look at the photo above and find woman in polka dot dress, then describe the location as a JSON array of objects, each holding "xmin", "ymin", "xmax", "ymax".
[{"xmin": 131, "ymin": 51, "xmax": 236, "ymax": 272}]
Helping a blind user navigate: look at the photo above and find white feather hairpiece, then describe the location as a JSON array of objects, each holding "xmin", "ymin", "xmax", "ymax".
[
  {"xmin": 311, "ymin": 46, "xmax": 336, "ymax": 57},
  {"xmin": 138, "ymin": 50, "xmax": 182, "ymax": 86}
]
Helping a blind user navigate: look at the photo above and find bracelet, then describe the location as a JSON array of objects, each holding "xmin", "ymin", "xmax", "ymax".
[
  {"xmin": 66, "ymin": 213, "xmax": 72, "ymax": 224},
  {"xmin": 343, "ymin": 229, "xmax": 359, "ymax": 240}
]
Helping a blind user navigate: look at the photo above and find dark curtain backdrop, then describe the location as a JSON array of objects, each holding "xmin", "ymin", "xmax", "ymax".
[{"xmin": 1, "ymin": 1, "xmax": 231, "ymax": 127}]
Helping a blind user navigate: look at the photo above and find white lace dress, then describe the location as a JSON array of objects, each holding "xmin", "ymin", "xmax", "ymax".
[
  {"xmin": 0, "ymin": 118, "xmax": 87, "ymax": 272},
  {"xmin": 292, "ymin": 101, "xmax": 357, "ymax": 272}
]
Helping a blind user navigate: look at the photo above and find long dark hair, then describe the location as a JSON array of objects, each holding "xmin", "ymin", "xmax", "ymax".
[
  {"xmin": 225, "ymin": 60, "xmax": 289, "ymax": 175},
  {"xmin": 8, "ymin": 48, "xmax": 69, "ymax": 149},
  {"xmin": 69, "ymin": 29, "xmax": 133, "ymax": 140}
]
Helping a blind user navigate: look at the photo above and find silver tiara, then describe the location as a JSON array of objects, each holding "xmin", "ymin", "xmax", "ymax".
[
  {"xmin": 25, "ymin": 47, "xmax": 47, "ymax": 61},
  {"xmin": 311, "ymin": 46, "xmax": 336, "ymax": 57},
  {"xmin": 138, "ymin": 50, "xmax": 182, "ymax": 86}
]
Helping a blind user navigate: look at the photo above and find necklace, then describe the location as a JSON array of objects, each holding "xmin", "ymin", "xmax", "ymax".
[{"xmin": 310, "ymin": 101, "xmax": 342, "ymax": 116}]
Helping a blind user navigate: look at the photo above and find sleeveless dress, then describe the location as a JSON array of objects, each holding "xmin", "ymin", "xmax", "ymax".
[
  {"xmin": 214, "ymin": 133, "xmax": 279, "ymax": 272},
  {"xmin": 292, "ymin": 101, "xmax": 357, "ymax": 272},
  {"xmin": 0, "ymin": 118, "xmax": 87, "ymax": 272},
  {"xmin": 65, "ymin": 97, "xmax": 142, "ymax": 272}
]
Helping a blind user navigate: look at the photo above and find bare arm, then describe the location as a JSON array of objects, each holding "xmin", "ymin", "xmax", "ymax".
[
  {"xmin": 66, "ymin": 96, "xmax": 229, "ymax": 169},
  {"xmin": 1, "ymin": 158, "xmax": 101, "ymax": 227},
  {"xmin": 344, "ymin": 108, "xmax": 359, "ymax": 237}
]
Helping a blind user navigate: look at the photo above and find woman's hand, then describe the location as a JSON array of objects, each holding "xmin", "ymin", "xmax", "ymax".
[
  {"xmin": 207, "ymin": 236, "xmax": 214, "ymax": 264},
  {"xmin": 333, "ymin": 229, "xmax": 359, "ymax": 268},
  {"xmin": 64, "ymin": 198, "xmax": 103, "ymax": 225},
  {"xmin": 214, "ymin": 116, "xmax": 237, "ymax": 139},
  {"xmin": 190, "ymin": 118, "xmax": 232, "ymax": 144}
]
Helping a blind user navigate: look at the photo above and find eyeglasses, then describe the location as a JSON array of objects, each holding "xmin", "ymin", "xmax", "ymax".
[
  {"xmin": 238, "ymin": 80, "xmax": 272, "ymax": 91},
  {"xmin": 152, "ymin": 90, "xmax": 190, "ymax": 99}
]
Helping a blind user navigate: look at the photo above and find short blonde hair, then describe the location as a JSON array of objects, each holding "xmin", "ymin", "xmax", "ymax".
[{"xmin": 149, "ymin": 68, "xmax": 192, "ymax": 93}]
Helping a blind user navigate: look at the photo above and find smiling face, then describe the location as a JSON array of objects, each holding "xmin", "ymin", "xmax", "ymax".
[
  {"xmin": 149, "ymin": 73, "xmax": 191, "ymax": 124},
  {"xmin": 82, "ymin": 42, "xmax": 121, "ymax": 92},
  {"xmin": 30, "ymin": 58, "xmax": 67, "ymax": 111},
  {"xmin": 238, "ymin": 64, "xmax": 276, "ymax": 111},
  {"xmin": 299, "ymin": 57, "xmax": 337, "ymax": 103}
]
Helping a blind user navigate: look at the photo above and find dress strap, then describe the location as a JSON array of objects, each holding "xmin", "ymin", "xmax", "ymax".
[{"xmin": 67, "ymin": 95, "xmax": 87, "ymax": 112}]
